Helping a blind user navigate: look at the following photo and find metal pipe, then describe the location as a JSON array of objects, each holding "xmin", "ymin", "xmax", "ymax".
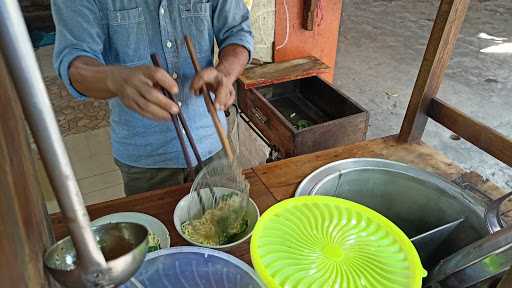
[
  {"xmin": 0, "ymin": 0, "xmax": 107, "ymax": 280},
  {"xmin": 485, "ymin": 191, "xmax": 512, "ymax": 234}
]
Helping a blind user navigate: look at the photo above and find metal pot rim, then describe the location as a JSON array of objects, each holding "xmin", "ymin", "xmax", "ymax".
[{"xmin": 295, "ymin": 158, "xmax": 488, "ymax": 212}]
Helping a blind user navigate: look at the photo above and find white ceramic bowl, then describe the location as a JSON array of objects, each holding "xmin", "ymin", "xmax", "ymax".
[
  {"xmin": 173, "ymin": 187, "xmax": 260, "ymax": 250},
  {"xmin": 91, "ymin": 212, "xmax": 171, "ymax": 250}
]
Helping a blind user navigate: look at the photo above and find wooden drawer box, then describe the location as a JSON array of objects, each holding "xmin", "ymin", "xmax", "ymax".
[{"xmin": 238, "ymin": 75, "xmax": 368, "ymax": 158}]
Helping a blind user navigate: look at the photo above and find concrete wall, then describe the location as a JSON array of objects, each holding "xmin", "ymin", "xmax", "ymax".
[{"xmin": 250, "ymin": 0, "xmax": 275, "ymax": 62}]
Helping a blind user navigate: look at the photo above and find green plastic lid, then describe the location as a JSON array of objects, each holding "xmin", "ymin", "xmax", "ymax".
[{"xmin": 250, "ymin": 196, "xmax": 426, "ymax": 288}]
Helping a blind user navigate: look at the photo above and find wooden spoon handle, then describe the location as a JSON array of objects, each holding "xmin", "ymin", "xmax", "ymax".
[{"xmin": 184, "ymin": 35, "xmax": 234, "ymax": 161}]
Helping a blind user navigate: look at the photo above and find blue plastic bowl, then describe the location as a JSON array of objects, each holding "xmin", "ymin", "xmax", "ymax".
[{"xmin": 120, "ymin": 247, "xmax": 264, "ymax": 288}]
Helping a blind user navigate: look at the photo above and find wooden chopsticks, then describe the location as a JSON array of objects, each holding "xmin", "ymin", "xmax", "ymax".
[
  {"xmin": 183, "ymin": 36, "xmax": 235, "ymax": 162},
  {"xmin": 150, "ymin": 53, "xmax": 205, "ymax": 178}
]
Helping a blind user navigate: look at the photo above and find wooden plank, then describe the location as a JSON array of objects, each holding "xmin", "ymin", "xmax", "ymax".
[
  {"xmin": 300, "ymin": 76, "xmax": 367, "ymax": 117},
  {"xmin": 303, "ymin": 0, "xmax": 318, "ymax": 31},
  {"xmin": 50, "ymin": 183, "xmax": 192, "ymax": 241},
  {"xmin": 49, "ymin": 137, "xmax": 510, "ymax": 268},
  {"xmin": 398, "ymin": 0, "xmax": 470, "ymax": 143},
  {"xmin": 20, "ymin": 0, "xmax": 50, "ymax": 6},
  {"xmin": 253, "ymin": 135, "xmax": 507, "ymax": 202},
  {"xmin": 50, "ymin": 170, "xmax": 278, "ymax": 265},
  {"xmin": 237, "ymin": 86, "xmax": 297, "ymax": 157},
  {"xmin": 239, "ymin": 57, "xmax": 329, "ymax": 89},
  {"xmin": 254, "ymin": 136, "xmax": 458, "ymax": 200},
  {"xmin": 238, "ymin": 76, "xmax": 368, "ymax": 158},
  {"xmin": 497, "ymin": 269, "xmax": 512, "ymax": 288},
  {"xmin": 274, "ymin": 0, "xmax": 342, "ymax": 82},
  {"xmin": 428, "ymin": 97, "xmax": 512, "ymax": 167},
  {"xmin": 24, "ymin": 10, "xmax": 54, "ymax": 32},
  {"xmin": 0, "ymin": 53, "xmax": 53, "ymax": 287},
  {"xmin": 295, "ymin": 113, "xmax": 367, "ymax": 155},
  {"xmin": 20, "ymin": 3, "xmax": 54, "ymax": 32}
]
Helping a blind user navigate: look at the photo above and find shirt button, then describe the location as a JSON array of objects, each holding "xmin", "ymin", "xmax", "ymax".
[
  {"xmin": 166, "ymin": 41, "xmax": 173, "ymax": 48},
  {"xmin": 172, "ymin": 72, "xmax": 178, "ymax": 79},
  {"xmin": 160, "ymin": 8, "xmax": 165, "ymax": 15}
]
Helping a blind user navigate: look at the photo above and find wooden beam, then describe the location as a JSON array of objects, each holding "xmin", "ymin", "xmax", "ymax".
[
  {"xmin": 20, "ymin": 2, "xmax": 54, "ymax": 32},
  {"xmin": 274, "ymin": 0, "xmax": 342, "ymax": 81},
  {"xmin": 239, "ymin": 56, "xmax": 329, "ymax": 89},
  {"xmin": 428, "ymin": 97, "xmax": 512, "ymax": 167},
  {"xmin": 20, "ymin": 0, "xmax": 51, "ymax": 6},
  {"xmin": 23, "ymin": 9, "xmax": 54, "ymax": 32},
  {"xmin": 0, "ymin": 53, "xmax": 54, "ymax": 286},
  {"xmin": 303, "ymin": 0, "xmax": 318, "ymax": 31},
  {"xmin": 497, "ymin": 269, "xmax": 512, "ymax": 288},
  {"xmin": 398, "ymin": 0, "xmax": 469, "ymax": 143}
]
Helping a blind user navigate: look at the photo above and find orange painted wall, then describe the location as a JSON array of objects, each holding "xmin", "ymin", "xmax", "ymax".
[{"xmin": 273, "ymin": 0, "xmax": 343, "ymax": 82}]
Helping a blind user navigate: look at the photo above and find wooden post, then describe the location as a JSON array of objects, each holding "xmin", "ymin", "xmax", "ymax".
[
  {"xmin": 274, "ymin": 0, "xmax": 343, "ymax": 81},
  {"xmin": 497, "ymin": 269, "xmax": 512, "ymax": 288},
  {"xmin": 0, "ymin": 52, "xmax": 54, "ymax": 286},
  {"xmin": 398, "ymin": 0, "xmax": 469, "ymax": 143},
  {"xmin": 303, "ymin": 0, "xmax": 318, "ymax": 31},
  {"xmin": 428, "ymin": 98, "xmax": 512, "ymax": 167}
]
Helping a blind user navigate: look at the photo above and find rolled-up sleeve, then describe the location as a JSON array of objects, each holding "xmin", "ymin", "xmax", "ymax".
[
  {"xmin": 52, "ymin": 0, "xmax": 106, "ymax": 100},
  {"xmin": 212, "ymin": 0, "xmax": 254, "ymax": 62}
]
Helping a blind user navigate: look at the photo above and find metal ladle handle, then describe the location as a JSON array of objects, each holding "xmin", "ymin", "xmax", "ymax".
[
  {"xmin": 453, "ymin": 178, "xmax": 512, "ymax": 234},
  {"xmin": 427, "ymin": 225, "xmax": 512, "ymax": 287},
  {"xmin": 0, "ymin": 0, "xmax": 107, "ymax": 282},
  {"xmin": 485, "ymin": 191, "xmax": 512, "ymax": 234}
]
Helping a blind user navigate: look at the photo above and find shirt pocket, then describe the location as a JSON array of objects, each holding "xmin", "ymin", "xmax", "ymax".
[
  {"xmin": 108, "ymin": 7, "xmax": 149, "ymax": 65},
  {"xmin": 180, "ymin": 1, "xmax": 214, "ymax": 58}
]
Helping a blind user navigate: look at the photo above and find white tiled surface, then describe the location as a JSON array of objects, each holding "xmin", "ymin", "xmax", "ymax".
[
  {"xmin": 35, "ymin": 46, "xmax": 57, "ymax": 78},
  {"xmin": 85, "ymin": 128, "xmax": 112, "ymax": 156},
  {"xmin": 65, "ymin": 133, "xmax": 92, "ymax": 164},
  {"xmin": 40, "ymin": 127, "xmax": 125, "ymax": 214},
  {"xmin": 250, "ymin": 0, "xmax": 275, "ymax": 62},
  {"xmin": 82, "ymin": 184, "xmax": 125, "ymax": 207},
  {"xmin": 72, "ymin": 152, "xmax": 119, "ymax": 179},
  {"xmin": 78, "ymin": 170, "xmax": 123, "ymax": 194}
]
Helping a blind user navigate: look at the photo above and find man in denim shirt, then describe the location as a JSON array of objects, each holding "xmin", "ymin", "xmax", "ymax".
[{"xmin": 52, "ymin": 0, "xmax": 253, "ymax": 195}]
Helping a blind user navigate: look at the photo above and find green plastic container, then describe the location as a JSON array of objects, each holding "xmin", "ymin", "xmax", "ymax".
[{"xmin": 250, "ymin": 196, "xmax": 426, "ymax": 288}]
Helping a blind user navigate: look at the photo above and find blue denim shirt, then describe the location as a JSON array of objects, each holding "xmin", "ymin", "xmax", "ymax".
[{"xmin": 52, "ymin": 0, "xmax": 253, "ymax": 168}]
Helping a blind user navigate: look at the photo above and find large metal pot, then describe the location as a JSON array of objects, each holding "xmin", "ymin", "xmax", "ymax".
[{"xmin": 295, "ymin": 158, "xmax": 498, "ymax": 270}]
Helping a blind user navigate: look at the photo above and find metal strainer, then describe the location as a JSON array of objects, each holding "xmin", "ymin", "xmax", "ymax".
[{"xmin": 183, "ymin": 157, "xmax": 250, "ymax": 245}]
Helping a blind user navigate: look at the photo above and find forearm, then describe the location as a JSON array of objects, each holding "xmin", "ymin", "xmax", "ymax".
[
  {"xmin": 69, "ymin": 56, "xmax": 117, "ymax": 100},
  {"xmin": 69, "ymin": 56, "xmax": 179, "ymax": 120},
  {"xmin": 216, "ymin": 44, "xmax": 249, "ymax": 83}
]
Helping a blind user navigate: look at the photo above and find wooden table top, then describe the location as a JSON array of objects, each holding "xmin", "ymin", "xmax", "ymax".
[
  {"xmin": 50, "ymin": 135, "xmax": 510, "ymax": 265},
  {"xmin": 50, "ymin": 170, "xmax": 278, "ymax": 265},
  {"xmin": 254, "ymin": 135, "xmax": 508, "ymax": 202}
]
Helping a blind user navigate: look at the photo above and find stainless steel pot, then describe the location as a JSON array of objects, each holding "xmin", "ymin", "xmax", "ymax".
[{"xmin": 295, "ymin": 158, "xmax": 506, "ymax": 271}]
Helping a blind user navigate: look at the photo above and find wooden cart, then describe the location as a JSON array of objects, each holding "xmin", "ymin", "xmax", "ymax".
[
  {"xmin": 237, "ymin": 57, "xmax": 369, "ymax": 159},
  {"xmin": 1, "ymin": 0, "xmax": 511, "ymax": 286}
]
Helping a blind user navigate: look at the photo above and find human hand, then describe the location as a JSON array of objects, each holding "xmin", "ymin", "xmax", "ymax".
[
  {"xmin": 107, "ymin": 65, "xmax": 180, "ymax": 121},
  {"xmin": 190, "ymin": 67, "xmax": 236, "ymax": 111}
]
